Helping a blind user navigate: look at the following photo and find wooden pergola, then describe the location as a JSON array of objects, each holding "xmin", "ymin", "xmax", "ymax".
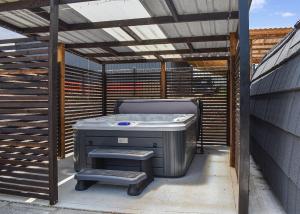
[{"xmin": 0, "ymin": 1, "xmax": 251, "ymax": 213}]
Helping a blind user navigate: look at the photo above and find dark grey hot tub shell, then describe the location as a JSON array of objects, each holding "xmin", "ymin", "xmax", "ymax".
[
  {"xmin": 74, "ymin": 123, "xmax": 196, "ymax": 177},
  {"xmin": 74, "ymin": 99, "xmax": 201, "ymax": 178}
]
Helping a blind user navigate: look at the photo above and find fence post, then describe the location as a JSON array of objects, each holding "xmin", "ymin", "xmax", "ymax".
[
  {"xmin": 48, "ymin": 0, "xmax": 59, "ymax": 205},
  {"xmin": 102, "ymin": 64, "xmax": 107, "ymax": 116},
  {"xmin": 58, "ymin": 43, "xmax": 65, "ymax": 159},
  {"xmin": 229, "ymin": 32, "xmax": 237, "ymax": 167},
  {"xmin": 238, "ymin": 0, "xmax": 250, "ymax": 212},
  {"xmin": 160, "ymin": 62, "xmax": 167, "ymax": 99}
]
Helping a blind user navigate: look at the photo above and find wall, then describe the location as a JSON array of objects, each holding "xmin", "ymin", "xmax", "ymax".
[{"xmin": 250, "ymin": 27, "xmax": 300, "ymax": 213}]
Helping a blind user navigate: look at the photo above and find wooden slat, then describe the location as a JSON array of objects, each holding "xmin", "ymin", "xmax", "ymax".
[
  {"xmin": 61, "ymin": 65, "xmax": 103, "ymax": 156},
  {"xmin": 167, "ymin": 67, "xmax": 228, "ymax": 144},
  {"xmin": 0, "ymin": 37, "xmax": 52, "ymax": 201}
]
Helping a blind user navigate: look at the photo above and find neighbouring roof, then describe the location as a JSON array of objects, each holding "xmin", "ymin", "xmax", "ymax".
[{"xmin": 252, "ymin": 23, "xmax": 300, "ymax": 81}]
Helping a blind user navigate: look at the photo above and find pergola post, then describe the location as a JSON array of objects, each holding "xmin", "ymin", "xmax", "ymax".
[
  {"xmin": 229, "ymin": 32, "xmax": 237, "ymax": 167},
  {"xmin": 58, "ymin": 43, "xmax": 66, "ymax": 159},
  {"xmin": 160, "ymin": 62, "xmax": 167, "ymax": 99},
  {"xmin": 102, "ymin": 64, "xmax": 107, "ymax": 116},
  {"xmin": 48, "ymin": 0, "xmax": 59, "ymax": 205},
  {"xmin": 238, "ymin": 0, "xmax": 250, "ymax": 213}
]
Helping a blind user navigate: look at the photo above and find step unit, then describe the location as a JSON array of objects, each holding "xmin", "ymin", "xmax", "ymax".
[
  {"xmin": 88, "ymin": 148, "xmax": 154, "ymax": 160},
  {"xmin": 75, "ymin": 148, "xmax": 154, "ymax": 196}
]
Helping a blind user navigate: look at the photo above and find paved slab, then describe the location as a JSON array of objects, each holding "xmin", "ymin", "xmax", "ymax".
[
  {"xmin": 0, "ymin": 202, "xmax": 107, "ymax": 214},
  {"xmin": 249, "ymin": 157, "xmax": 286, "ymax": 214},
  {"xmin": 0, "ymin": 146, "xmax": 237, "ymax": 214},
  {"xmin": 53, "ymin": 146, "xmax": 237, "ymax": 214}
]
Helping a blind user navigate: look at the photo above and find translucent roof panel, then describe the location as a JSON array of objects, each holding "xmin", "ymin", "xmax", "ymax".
[
  {"xmin": 128, "ymin": 44, "xmax": 175, "ymax": 52},
  {"xmin": 68, "ymin": 0, "xmax": 150, "ymax": 22},
  {"xmin": 103, "ymin": 28, "xmax": 134, "ymax": 41},
  {"xmin": 142, "ymin": 55, "xmax": 157, "ymax": 60},
  {"xmin": 130, "ymin": 25, "xmax": 168, "ymax": 40},
  {"xmin": 68, "ymin": 0, "xmax": 177, "ymax": 54},
  {"xmin": 161, "ymin": 54, "xmax": 182, "ymax": 59}
]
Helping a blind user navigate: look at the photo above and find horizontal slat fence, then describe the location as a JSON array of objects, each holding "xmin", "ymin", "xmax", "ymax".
[
  {"xmin": 167, "ymin": 67, "xmax": 229, "ymax": 144},
  {"xmin": 106, "ymin": 68, "xmax": 161, "ymax": 114},
  {"xmin": 63, "ymin": 65, "xmax": 103, "ymax": 155},
  {"xmin": 0, "ymin": 37, "xmax": 54, "ymax": 200}
]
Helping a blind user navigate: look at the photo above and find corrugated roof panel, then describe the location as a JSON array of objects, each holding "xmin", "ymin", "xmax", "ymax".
[
  {"xmin": 0, "ymin": 0, "xmax": 234, "ymax": 63},
  {"xmin": 112, "ymin": 46, "xmax": 134, "ymax": 53},
  {"xmin": 173, "ymin": 43, "xmax": 189, "ymax": 49},
  {"xmin": 173, "ymin": 0, "xmax": 238, "ymax": 14},
  {"xmin": 75, "ymin": 48, "xmax": 107, "ymax": 54},
  {"xmin": 58, "ymin": 29, "xmax": 117, "ymax": 44},
  {"xmin": 160, "ymin": 20, "xmax": 237, "ymax": 38},
  {"xmin": 0, "ymin": 10, "xmax": 48, "ymax": 27},
  {"xmin": 96, "ymin": 56, "xmax": 144, "ymax": 61},
  {"xmin": 141, "ymin": 0, "xmax": 238, "ymax": 16},
  {"xmin": 139, "ymin": 0, "xmax": 171, "ymax": 17},
  {"xmin": 42, "ymin": 5, "xmax": 90, "ymax": 24}
]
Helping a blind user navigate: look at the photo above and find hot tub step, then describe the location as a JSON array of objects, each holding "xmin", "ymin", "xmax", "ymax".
[
  {"xmin": 75, "ymin": 168, "xmax": 147, "ymax": 185},
  {"xmin": 88, "ymin": 148, "xmax": 154, "ymax": 160},
  {"xmin": 75, "ymin": 168, "xmax": 152, "ymax": 196}
]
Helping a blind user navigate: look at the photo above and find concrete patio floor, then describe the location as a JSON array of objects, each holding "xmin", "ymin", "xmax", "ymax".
[{"xmin": 0, "ymin": 146, "xmax": 238, "ymax": 214}]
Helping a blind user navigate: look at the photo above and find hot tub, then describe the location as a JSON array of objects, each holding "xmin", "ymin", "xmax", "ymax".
[{"xmin": 73, "ymin": 114, "xmax": 197, "ymax": 177}]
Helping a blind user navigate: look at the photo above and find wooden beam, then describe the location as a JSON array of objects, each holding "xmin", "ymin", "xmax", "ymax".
[
  {"xmin": 160, "ymin": 62, "xmax": 167, "ymax": 99},
  {"xmin": 100, "ymin": 47, "xmax": 120, "ymax": 57},
  {"xmin": 121, "ymin": 27, "xmax": 142, "ymax": 42},
  {"xmin": 58, "ymin": 43, "xmax": 65, "ymax": 159},
  {"xmin": 23, "ymin": 11, "xmax": 239, "ymax": 33},
  {"xmin": 100, "ymin": 56, "xmax": 229, "ymax": 64},
  {"xmin": 229, "ymin": 32, "xmax": 237, "ymax": 168},
  {"xmin": 85, "ymin": 47, "xmax": 229, "ymax": 57},
  {"xmin": 187, "ymin": 43, "xmax": 195, "ymax": 52},
  {"xmin": 188, "ymin": 60, "xmax": 228, "ymax": 68},
  {"xmin": 48, "ymin": 0, "xmax": 59, "ymax": 206},
  {"xmin": 65, "ymin": 35, "xmax": 229, "ymax": 49}
]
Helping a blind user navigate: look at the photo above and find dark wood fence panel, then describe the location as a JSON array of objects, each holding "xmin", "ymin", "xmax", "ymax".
[
  {"xmin": 0, "ymin": 37, "xmax": 55, "ymax": 201},
  {"xmin": 167, "ymin": 67, "xmax": 229, "ymax": 145},
  {"xmin": 62, "ymin": 65, "xmax": 102, "ymax": 155},
  {"xmin": 106, "ymin": 68, "xmax": 161, "ymax": 114}
]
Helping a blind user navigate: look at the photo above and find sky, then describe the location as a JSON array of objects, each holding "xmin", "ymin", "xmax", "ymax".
[
  {"xmin": 250, "ymin": 0, "xmax": 300, "ymax": 28},
  {"xmin": 0, "ymin": 0, "xmax": 299, "ymax": 39}
]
